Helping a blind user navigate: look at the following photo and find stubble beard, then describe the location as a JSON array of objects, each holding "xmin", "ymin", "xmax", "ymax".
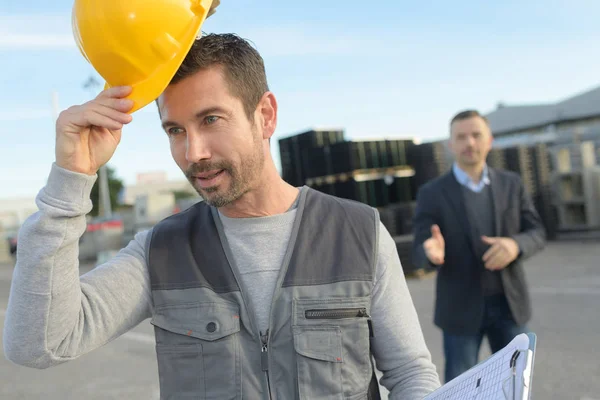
[{"xmin": 185, "ymin": 135, "xmax": 264, "ymax": 208}]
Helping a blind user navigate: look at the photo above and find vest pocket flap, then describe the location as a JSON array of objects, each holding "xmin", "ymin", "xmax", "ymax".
[
  {"xmin": 293, "ymin": 326, "xmax": 343, "ymax": 363},
  {"xmin": 151, "ymin": 301, "xmax": 241, "ymax": 342}
]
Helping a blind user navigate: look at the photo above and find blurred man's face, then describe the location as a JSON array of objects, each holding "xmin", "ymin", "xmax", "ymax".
[{"xmin": 449, "ymin": 116, "xmax": 493, "ymax": 168}]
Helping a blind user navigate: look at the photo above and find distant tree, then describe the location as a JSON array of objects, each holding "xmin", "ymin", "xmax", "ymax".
[
  {"xmin": 173, "ymin": 190, "xmax": 196, "ymax": 201},
  {"xmin": 90, "ymin": 165, "xmax": 124, "ymax": 217}
]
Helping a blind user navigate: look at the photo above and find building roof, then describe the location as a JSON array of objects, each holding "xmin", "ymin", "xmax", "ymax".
[{"xmin": 485, "ymin": 85, "xmax": 600, "ymax": 135}]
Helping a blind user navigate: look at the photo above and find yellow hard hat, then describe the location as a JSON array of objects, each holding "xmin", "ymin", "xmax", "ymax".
[{"xmin": 72, "ymin": 0, "xmax": 215, "ymax": 113}]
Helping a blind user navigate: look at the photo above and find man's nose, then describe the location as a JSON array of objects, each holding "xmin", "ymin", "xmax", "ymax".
[
  {"xmin": 466, "ymin": 135, "xmax": 476, "ymax": 147},
  {"xmin": 185, "ymin": 130, "xmax": 212, "ymax": 163}
]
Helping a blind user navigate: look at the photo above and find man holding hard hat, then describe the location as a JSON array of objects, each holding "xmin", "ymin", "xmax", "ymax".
[{"xmin": 3, "ymin": 1, "xmax": 441, "ymax": 398}]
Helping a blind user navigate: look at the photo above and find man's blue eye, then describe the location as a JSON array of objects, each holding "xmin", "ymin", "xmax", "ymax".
[
  {"xmin": 206, "ymin": 116, "xmax": 219, "ymax": 124},
  {"xmin": 168, "ymin": 127, "xmax": 184, "ymax": 135}
]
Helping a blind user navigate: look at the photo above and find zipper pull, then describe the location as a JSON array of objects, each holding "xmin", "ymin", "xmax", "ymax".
[{"xmin": 260, "ymin": 329, "xmax": 269, "ymax": 371}]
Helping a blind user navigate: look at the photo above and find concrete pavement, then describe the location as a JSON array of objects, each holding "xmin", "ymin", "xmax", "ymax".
[{"xmin": 1, "ymin": 240, "xmax": 599, "ymax": 399}]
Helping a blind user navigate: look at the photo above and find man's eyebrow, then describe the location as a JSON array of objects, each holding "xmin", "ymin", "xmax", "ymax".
[
  {"xmin": 194, "ymin": 106, "xmax": 229, "ymax": 120},
  {"xmin": 161, "ymin": 107, "xmax": 229, "ymax": 130}
]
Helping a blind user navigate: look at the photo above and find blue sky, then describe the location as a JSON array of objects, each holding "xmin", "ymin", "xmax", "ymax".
[{"xmin": 1, "ymin": 0, "xmax": 599, "ymax": 199}]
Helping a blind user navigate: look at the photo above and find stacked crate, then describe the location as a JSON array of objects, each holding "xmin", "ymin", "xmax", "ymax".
[
  {"xmin": 392, "ymin": 202, "xmax": 416, "ymax": 236},
  {"xmin": 549, "ymin": 141, "xmax": 600, "ymax": 231},
  {"xmin": 407, "ymin": 140, "xmax": 451, "ymax": 191},
  {"xmin": 529, "ymin": 143, "xmax": 558, "ymax": 240},
  {"xmin": 388, "ymin": 175, "xmax": 414, "ymax": 204},
  {"xmin": 486, "ymin": 148, "xmax": 507, "ymax": 171},
  {"xmin": 330, "ymin": 179, "xmax": 388, "ymax": 208},
  {"xmin": 503, "ymin": 146, "xmax": 536, "ymax": 196},
  {"xmin": 278, "ymin": 137, "xmax": 303, "ymax": 187},
  {"xmin": 395, "ymin": 235, "xmax": 417, "ymax": 273},
  {"xmin": 279, "ymin": 129, "xmax": 345, "ymax": 186},
  {"xmin": 328, "ymin": 139, "xmax": 413, "ymax": 174},
  {"xmin": 490, "ymin": 144, "xmax": 558, "ymax": 239},
  {"xmin": 308, "ymin": 139, "xmax": 415, "ymax": 208}
]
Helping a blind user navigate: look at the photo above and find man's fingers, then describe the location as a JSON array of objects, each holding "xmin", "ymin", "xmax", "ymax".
[
  {"xmin": 485, "ymin": 253, "xmax": 506, "ymax": 270},
  {"xmin": 481, "ymin": 235, "xmax": 497, "ymax": 245},
  {"xmin": 484, "ymin": 246, "xmax": 507, "ymax": 269},
  {"xmin": 93, "ymin": 103, "xmax": 134, "ymax": 124},
  {"xmin": 95, "ymin": 97, "xmax": 135, "ymax": 113},
  {"xmin": 96, "ymin": 85, "xmax": 133, "ymax": 100},
  {"xmin": 424, "ymin": 238, "xmax": 444, "ymax": 264},
  {"xmin": 424, "ymin": 238, "xmax": 440, "ymax": 251},
  {"xmin": 86, "ymin": 112, "xmax": 126, "ymax": 131},
  {"xmin": 426, "ymin": 247, "xmax": 443, "ymax": 264},
  {"xmin": 68, "ymin": 108, "xmax": 128, "ymax": 131},
  {"xmin": 482, "ymin": 244, "xmax": 502, "ymax": 262},
  {"xmin": 77, "ymin": 101, "xmax": 133, "ymax": 127},
  {"xmin": 431, "ymin": 224, "xmax": 443, "ymax": 240},
  {"xmin": 431, "ymin": 254, "xmax": 444, "ymax": 264}
]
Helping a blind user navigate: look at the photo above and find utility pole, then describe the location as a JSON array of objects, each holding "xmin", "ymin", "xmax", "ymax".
[
  {"xmin": 51, "ymin": 92, "xmax": 59, "ymax": 121},
  {"xmin": 83, "ymin": 76, "xmax": 112, "ymax": 219}
]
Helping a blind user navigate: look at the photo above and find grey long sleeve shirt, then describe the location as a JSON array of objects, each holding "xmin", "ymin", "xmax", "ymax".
[{"xmin": 3, "ymin": 163, "xmax": 440, "ymax": 399}]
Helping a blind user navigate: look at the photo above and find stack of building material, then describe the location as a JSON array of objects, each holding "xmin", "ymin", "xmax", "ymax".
[
  {"xmin": 279, "ymin": 129, "xmax": 345, "ymax": 187},
  {"xmin": 550, "ymin": 141, "xmax": 600, "ymax": 231}
]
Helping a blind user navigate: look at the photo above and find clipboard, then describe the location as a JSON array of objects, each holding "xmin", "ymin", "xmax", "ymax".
[{"xmin": 424, "ymin": 332, "xmax": 537, "ymax": 400}]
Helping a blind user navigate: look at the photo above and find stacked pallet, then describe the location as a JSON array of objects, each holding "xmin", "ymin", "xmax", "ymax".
[
  {"xmin": 327, "ymin": 139, "xmax": 412, "ymax": 174},
  {"xmin": 549, "ymin": 141, "xmax": 600, "ymax": 231},
  {"xmin": 304, "ymin": 139, "xmax": 416, "ymax": 208},
  {"xmin": 407, "ymin": 140, "xmax": 451, "ymax": 191},
  {"xmin": 490, "ymin": 144, "xmax": 559, "ymax": 239},
  {"xmin": 487, "ymin": 148, "xmax": 507, "ymax": 171},
  {"xmin": 279, "ymin": 129, "xmax": 345, "ymax": 187},
  {"xmin": 528, "ymin": 143, "xmax": 559, "ymax": 240},
  {"xmin": 503, "ymin": 146, "xmax": 536, "ymax": 196}
]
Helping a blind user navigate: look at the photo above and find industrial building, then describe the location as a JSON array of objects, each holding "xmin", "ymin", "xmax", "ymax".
[{"xmin": 486, "ymin": 84, "xmax": 600, "ymax": 146}]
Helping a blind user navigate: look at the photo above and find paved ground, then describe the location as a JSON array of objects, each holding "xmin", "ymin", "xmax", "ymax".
[{"xmin": 1, "ymin": 240, "xmax": 599, "ymax": 399}]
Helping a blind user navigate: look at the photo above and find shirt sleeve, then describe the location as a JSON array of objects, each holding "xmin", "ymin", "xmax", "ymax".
[
  {"xmin": 3, "ymin": 163, "xmax": 153, "ymax": 369},
  {"xmin": 370, "ymin": 221, "xmax": 441, "ymax": 398}
]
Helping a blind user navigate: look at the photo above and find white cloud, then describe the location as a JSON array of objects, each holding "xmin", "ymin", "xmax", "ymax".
[
  {"xmin": 0, "ymin": 13, "xmax": 75, "ymax": 50},
  {"xmin": 240, "ymin": 26, "xmax": 380, "ymax": 57},
  {"xmin": 0, "ymin": 109, "xmax": 53, "ymax": 122},
  {"xmin": 0, "ymin": 34, "xmax": 75, "ymax": 49},
  {"xmin": 0, "ymin": 14, "xmax": 71, "ymax": 33}
]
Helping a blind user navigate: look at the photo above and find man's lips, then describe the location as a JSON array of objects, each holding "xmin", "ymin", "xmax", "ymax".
[{"xmin": 194, "ymin": 169, "xmax": 224, "ymax": 180}]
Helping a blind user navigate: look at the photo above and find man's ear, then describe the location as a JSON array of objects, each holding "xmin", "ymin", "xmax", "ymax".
[{"xmin": 257, "ymin": 92, "xmax": 277, "ymax": 140}]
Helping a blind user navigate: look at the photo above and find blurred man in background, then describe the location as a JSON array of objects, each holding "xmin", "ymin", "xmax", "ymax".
[{"xmin": 412, "ymin": 109, "xmax": 546, "ymax": 382}]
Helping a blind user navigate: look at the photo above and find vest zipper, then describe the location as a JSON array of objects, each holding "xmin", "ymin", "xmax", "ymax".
[
  {"xmin": 260, "ymin": 329, "xmax": 272, "ymax": 399},
  {"xmin": 305, "ymin": 307, "xmax": 369, "ymax": 319}
]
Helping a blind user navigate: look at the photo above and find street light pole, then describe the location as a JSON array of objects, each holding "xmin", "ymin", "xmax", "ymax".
[
  {"xmin": 83, "ymin": 76, "xmax": 112, "ymax": 219},
  {"xmin": 98, "ymin": 164, "xmax": 112, "ymax": 218}
]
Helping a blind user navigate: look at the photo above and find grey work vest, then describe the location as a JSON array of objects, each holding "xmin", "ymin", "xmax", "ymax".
[{"xmin": 147, "ymin": 187, "xmax": 382, "ymax": 399}]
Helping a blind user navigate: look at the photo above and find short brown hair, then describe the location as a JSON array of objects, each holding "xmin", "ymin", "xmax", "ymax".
[
  {"xmin": 170, "ymin": 33, "xmax": 269, "ymax": 120},
  {"xmin": 450, "ymin": 109, "xmax": 489, "ymax": 129}
]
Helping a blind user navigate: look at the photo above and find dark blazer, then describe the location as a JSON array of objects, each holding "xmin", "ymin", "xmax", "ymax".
[{"xmin": 412, "ymin": 167, "xmax": 546, "ymax": 335}]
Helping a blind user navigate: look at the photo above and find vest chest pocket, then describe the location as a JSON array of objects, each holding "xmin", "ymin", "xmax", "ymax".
[
  {"xmin": 292, "ymin": 297, "xmax": 372, "ymax": 400},
  {"xmin": 151, "ymin": 301, "xmax": 241, "ymax": 400}
]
